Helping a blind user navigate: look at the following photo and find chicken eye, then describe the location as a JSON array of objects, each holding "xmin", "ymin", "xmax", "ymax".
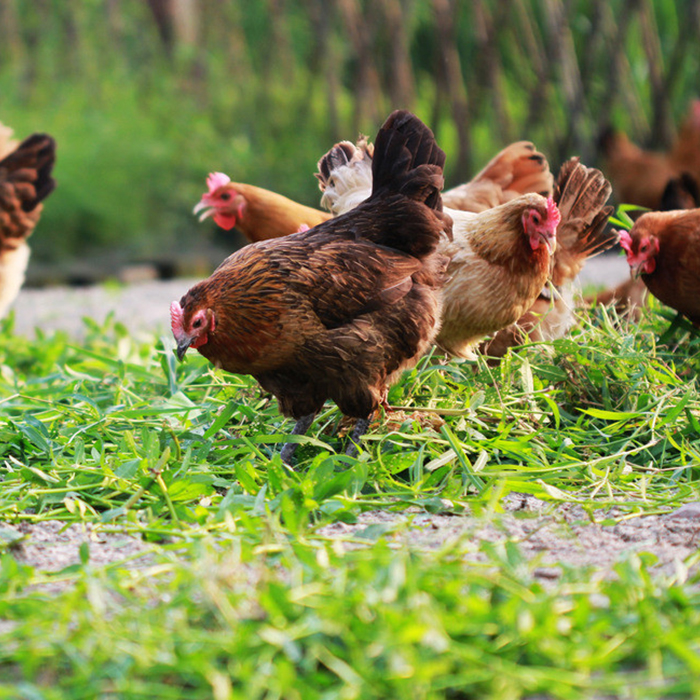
[
  {"xmin": 219, "ymin": 193, "xmax": 231, "ymax": 201},
  {"xmin": 193, "ymin": 318, "xmax": 202, "ymax": 329},
  {"xmin": 532, "ymin": 213, "xmax": 541, "ymax": 224},
  {"xmin": 640, "ymin": 243, "xmax": 647, "ymax": 252}
]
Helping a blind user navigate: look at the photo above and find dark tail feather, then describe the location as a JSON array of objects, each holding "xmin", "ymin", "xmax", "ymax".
[
  {"xmin": 554, "ymin": 157, "xmax": 616, "ymax": 257},
  {"xmin": 369, "ymin": 110, "xmax": 445, "ymax": 210},
  {"xmin": 0, "ymin": 133, "xmax": 57, "ymax": 211},
  {"xmin": 315, "ymin": 141, "xmax": 358, "ymax": 189}
]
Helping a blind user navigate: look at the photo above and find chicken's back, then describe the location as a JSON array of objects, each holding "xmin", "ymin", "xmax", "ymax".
[
  {"xmin": 0, "ymin": 133, "xmax": 56, "ymax": 248},
  {"xmin": 443, "ymin": 141, "xmax": 553, "ymax": 212},
  {"xmin": 232, "ymin": 182, "xmax": 331, "ymax": 241},
  {"xmin": 0, "ymin": 133, "xmax": 56, "ymax": 317}
]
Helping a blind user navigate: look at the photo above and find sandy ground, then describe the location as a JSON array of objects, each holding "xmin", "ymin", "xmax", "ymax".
[{"xmin": 7, "ymin": 254, "xmax": 698, "ymax": 584}]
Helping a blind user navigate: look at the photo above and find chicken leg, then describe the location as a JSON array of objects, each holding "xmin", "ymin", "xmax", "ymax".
[
  {"xmin": 345, "ymin": 417, "xmax": 370, "ymax": 457},
  {"xmin": 280, "ymin": 412, "xmax": 316, "ymax": 465}
]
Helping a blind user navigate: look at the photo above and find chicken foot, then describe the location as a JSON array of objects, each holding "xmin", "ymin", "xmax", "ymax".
[{"xmin": 280, "ymin": 412, "xmax": 317, "ymax": 466}]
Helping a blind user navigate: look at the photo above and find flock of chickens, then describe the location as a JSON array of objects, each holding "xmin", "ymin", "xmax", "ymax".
[{"xmin": 2, "ymin": 104, "xmax": 699, "ymax": 464}]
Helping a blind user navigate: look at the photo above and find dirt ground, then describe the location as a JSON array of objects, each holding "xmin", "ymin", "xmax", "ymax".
[
  {"xmin": 4, "ymin": 496, "xmax": 700, "ymax": 583},
  {"xmin": 7, "ymin": 254, "xmax": 699, "ymax": 582}
]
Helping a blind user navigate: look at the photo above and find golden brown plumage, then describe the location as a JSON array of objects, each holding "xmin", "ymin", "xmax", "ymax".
[
  {"xmin": 0, "ymin": 131, "xmax": 56, "ymax": 317},
  {"xmin": 442, "ymin": 141, "xmax": 554, "ymax": 212},
  {"xmin": 173, "ymin": 110, "xmax": 451, "ymax": 461},
  {"xmin": 194, "ymin": 172, "xmax": 331, "ymax": 242},
  {"xmin": 435, "ymin": 193, "xmax": 560, "ymax": 357},
  {"xmin": 480, "ymin": 158, "xmax": 615, "ymax": 358},
  {"xmin": 619, "ymin": 209, "xmax": 700, "ymax": 326}
]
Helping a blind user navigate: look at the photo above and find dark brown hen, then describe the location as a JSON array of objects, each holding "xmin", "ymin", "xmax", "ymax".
[
  {"xmin": 172, "ymin": 110, "xmax": 451, "ymax": 463},
  {"xmin": 0, "ymin": 133, "xmax": 56, "ymax": 316}
]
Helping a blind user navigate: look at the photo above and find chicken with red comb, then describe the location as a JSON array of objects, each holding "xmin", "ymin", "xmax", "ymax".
[
  {"xmin": 173, "ymin": 110, "xmax": 451, "ymax": 463},
  {"xmin": 193, "ymin": 171, "xmax": 330, "ymax": 242},
  {"xmin": 618, "ymin": 211, "xmax": 700, "ymax": 326}
]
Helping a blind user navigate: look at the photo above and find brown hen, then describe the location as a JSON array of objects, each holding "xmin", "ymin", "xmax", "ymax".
[
  {"xmin": 599, "ymin": 99, "xmax": 700, "ymax": 210},
  {"xmin": 619, "ymin": 210, "xmax": 700, "ymax": 326},
  {"xmin": 172, "ymin": 110, "xmax": 451, "ymax": 462}
]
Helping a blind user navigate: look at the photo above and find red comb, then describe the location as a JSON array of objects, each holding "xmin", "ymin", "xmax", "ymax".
[
  {"xmin": 170, "ymin": 300, "xmax": 185, "ymax": 335},
  {"xmin": 617, "ymin": 229, "xmax": 633, "ymax": 254},
  {"xmin": 546, "ymin": 196, "xmax": 561, "ymax": 229},
  {"xmin": 206, "ymin": 172, "xmax": 231, "ymax": 192}
]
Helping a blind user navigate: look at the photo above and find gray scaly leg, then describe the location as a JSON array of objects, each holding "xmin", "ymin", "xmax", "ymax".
[
  {"xmin": 345, "ymin": 417, "xmax": 370, "ymax": 457},
  {"xmin": 280, "ymin": 412, "xmax": 316, "ymax": 466}
]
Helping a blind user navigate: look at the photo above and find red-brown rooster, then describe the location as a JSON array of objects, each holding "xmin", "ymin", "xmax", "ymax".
[
  {"xmin": 618, "ymin": 210, "xmax": 700, "ymax": 326},
  {"xmin": 193, "ymin": 172, "xmax": 331, "ymax": 242},
  {"xmin": 0, "ymin": 129, "xmax": 56, "ymax": 317},
  {"xmin": 172, "ymin": 110, "xmax": 451, "ymax": 463}
]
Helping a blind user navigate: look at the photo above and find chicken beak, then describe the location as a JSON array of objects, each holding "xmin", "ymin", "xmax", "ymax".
[
  {"xmin": 193, "ymin": 200, "xmax": 215, "ymax": 222},
  {"xmin": 176, "ymin": 337, "xmax": 192, "ymax": 361},
  {"xmin": 545, "ymin": 236, "xmax": 557, "ymax": 255},
  {"xmin": 629, "ymin": 263, "xmax": 643, "ymax": 280}
]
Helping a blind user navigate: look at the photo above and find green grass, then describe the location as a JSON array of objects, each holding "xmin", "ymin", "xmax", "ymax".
[{"xmin": 1, "ymin": 299, "xmax": 700, "ymax": 698}]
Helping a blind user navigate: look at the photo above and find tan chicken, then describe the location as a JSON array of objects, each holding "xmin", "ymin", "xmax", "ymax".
[
  {"xmin": 173, "ymin": 110, "xmax": 451, "ymax": 463},
  {"xmin": 0, "ymin": 128, "xmax": 56, "ymax": 317},
  {"xmin": 317, "ymin": 140, "xmax": 614, "ymax": 358},
  {"xmin": 480, "ymin": 159, "xmax": 615, "ymax": 358}
]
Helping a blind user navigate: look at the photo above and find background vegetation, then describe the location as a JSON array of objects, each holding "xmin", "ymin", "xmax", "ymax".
[{"xmin": 1, "ymin": 0, "xmax": 699, "ymax": 278}]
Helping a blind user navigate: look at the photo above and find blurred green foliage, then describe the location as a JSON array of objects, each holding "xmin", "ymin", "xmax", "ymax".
[{"xmin": 0, "ymin": 0, "xmax": 698, "ymax": 274}]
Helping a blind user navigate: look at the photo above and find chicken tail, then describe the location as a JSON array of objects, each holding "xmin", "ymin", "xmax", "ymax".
[
  {"xmin": 369, "ymin": 109, "xmax": 446, "ymax": 211},
  {"xmin": 550, "ymin": 157, "xmax": 616, "ymax": 287},
  {"xmin": 315, "ymin": 137, "xmax": 374, "ymax": 216},
  {"xmin": 0, "ymin": 133, "xmax": 56, "ymax": 250},
  {"xmin": 0, "ymin": 133, "xmax": 57, "ymax": 214}
]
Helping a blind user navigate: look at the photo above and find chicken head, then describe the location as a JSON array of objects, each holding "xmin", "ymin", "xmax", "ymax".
[
  {"xmin": 522, "ymin": 195, "xmax": 560, "ymax": 254},
  {"xmin": 619, "ymin": 229, "xmax": 659, "ymax": 277},
  {"xmin": 192, "ymin": 172, "xmax": 247, "ymax": 231},
  {"xmin": 170, "ymin": 300, "xmax": 215, "ymax": 359}
]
